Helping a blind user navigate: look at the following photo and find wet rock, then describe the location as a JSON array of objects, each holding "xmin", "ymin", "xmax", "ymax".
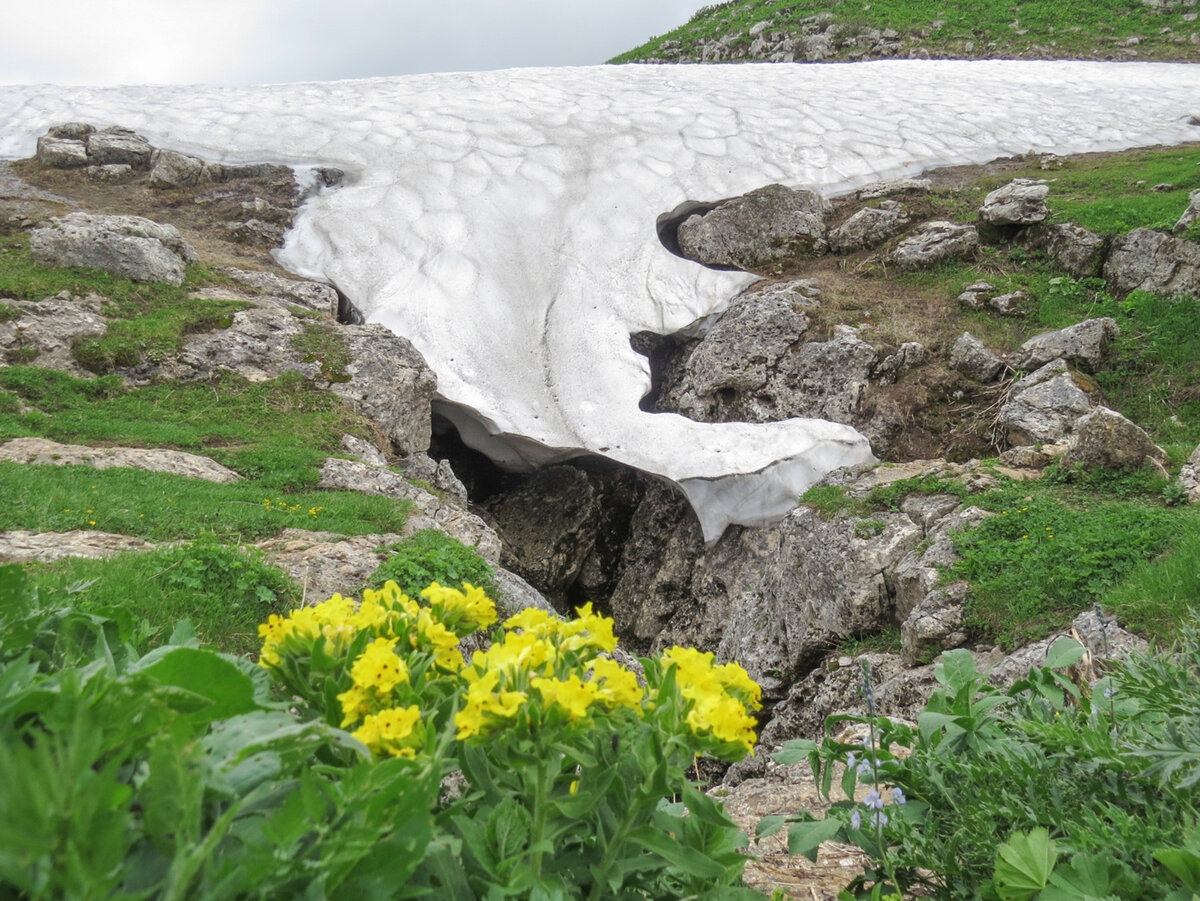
[
  {"xmin": 676, "ymin": 183, "xmax": 831, "ymax": 270},
  {"xmin": 1059, "ymin": 406, "xmax": 1170, "ymax": 473},
  {"xmin": 0, "ymin": 437, "xmax": 240, "ymax": 482},
  {"xmin": 979, "ymin": 177, "xmax": 1050, "ymax": 226},
  {"xmin": 890, "ymin": 221, "xmax": 979, "ymax": 268},
  {"xmin": 1010, "ymin": 317, "xmax": 1119, "ymax": 372},
  {"xmin": 29, "ymin": 212, "xmax": 197, "ymax": 285},
  {"xmin": 950, "ymin": 332, "xmax": 1004, "ymax": 381},
  {"xmin": 1104, "ymin": 227, "xmax": 1200, "ymax": 296},
  {"xmin": 998, "ymin": 360, "xmax": 1101, "ymax": 445}
]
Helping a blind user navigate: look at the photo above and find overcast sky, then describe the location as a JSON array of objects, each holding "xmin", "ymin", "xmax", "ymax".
[{"xmin": 0, "ymin": 0, "xmax": 711, "ymax": 86}]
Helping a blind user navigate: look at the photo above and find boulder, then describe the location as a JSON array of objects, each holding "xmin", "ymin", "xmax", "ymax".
[
  {"xmin": 35, "ymin": 135, "xmax": 88, "ymax": 169},
  {"xmin": 949, "ymin": 332, "xmax": 1004, "ymax": 381},
  {"xmin": 0, "ymin": 437, "xmax": 240, "ymax": 483},
  {"xmin": 86, "ymin": 164, "xmax": 134, "ymax": 184},
  {"xmin": 46, "ymin": 123, "xmax": 96, "ymax": 141},
  {"xmin": 979, "ymin": 177, "xmax": 1050, "ymax": 226},
  {"xmin": 1177, "ymin": 443, "xmax": 1200, "ymax": 504},
  {"xmin": 828, "ymin": 200, "xmax": 911, "ymax": 252},
  {"xmin": 956, "ymin": 280, "xmax": 994, "ymax": 310},
  {"xmin": 1010, "ymin": 317, "xmax": 1119, "ymax": 372},
  {"xmin": 220, "ymin": 267, "xmax": 339, "ymax": 317},
  {"xmin": 29, "ymin": 213, "xmax": 197, "ymax": 285},
  {"xmin": 1104, "ymin": 227, "xmax": 1200, "ymax": 297},
  {"xmin": 900, "ymin": 581, "xmax": 970, "ymax": 665},
  {"xmin": 1172, "ymin": 188, "xmax": 1200, "ymax": 235},
  {"xmin": 998, "ymin": 360, "xmax": 1100, "ymax": 445},
  {"xmin": 892, "ymin": 504, "xmax": 991, "ymax": 619},
  {"xmin": 1059, "ymin": 406, "xmax": 1169, "ymax": 473},
  {"xmin": 987, "ymin": 290, "xmax": 1033, "ymax": 317},
  {"xmin": 676, "ymin": 183, "xmax": 831, "ymax": 270},
  {"xmin": 149, "ymin": 148, "xmax": 206, "ymax": 189},
  {"xmin": 890, "ymin": 221, "xmax": 979, "ymax": 268},
  {"xmin": 85, "ymin": 126, "xmax": 153, "ymax": 169},
  {"xmin": 0, "ymin": 292, "xmax": 107, "ymax": 376},
  {"xmin": 399, "ymin": 452, "xmax": 469, "ymax": 506},
  {"xmin": 856, "ymin": 177, "xmax": 931, "ymax": 200},
  {"xmin": 1016, "ymin": 222, "xmax": 1107, "ymax": 277}
]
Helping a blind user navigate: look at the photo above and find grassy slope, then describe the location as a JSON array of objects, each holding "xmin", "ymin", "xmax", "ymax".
[{"xmin": 613, "ymin": 0, "xmax": 1200, "ymax": 64}]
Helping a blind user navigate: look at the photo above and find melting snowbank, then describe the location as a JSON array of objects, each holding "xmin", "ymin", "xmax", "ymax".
[{"xmin": 3, "ymin": 61, "xmax": 1200, "ymax": 540}]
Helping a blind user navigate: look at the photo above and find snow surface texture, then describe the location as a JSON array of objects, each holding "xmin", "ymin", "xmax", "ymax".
[{"xmin": 4, "ymin": 61, "xmax": 1200, "ymax": 541}]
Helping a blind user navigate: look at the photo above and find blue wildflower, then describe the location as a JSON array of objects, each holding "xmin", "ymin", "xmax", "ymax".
[{"xmin": 850, "ymin": 809, "xmax": 862, "ymax": 830}]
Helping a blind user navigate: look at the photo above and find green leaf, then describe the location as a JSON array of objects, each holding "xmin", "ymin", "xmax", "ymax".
[
  {"xmin": 1044, "ymin": 637, "xmax": 1086, "ymax": 669},
  {"xmin": 936, "ymin": 648, "xmax": 979, "ymax": 690},
  {"xmin": 627, "ymin": 826, "xmax": 726, "ymax": 878},
  {"xmin": 756, "ymin": 815, "xmax": 785, "ymax": 839},
  {"xmin": 994, "ymin": 828, "xmax": 1058, "ymax": 901},
  {"xmin": 1041, "ymin": 852, "xmax": 1140, "ymax": 900},
  {"xmin": 130, "ymin": 646, "xmax": 265, "ymax": 723},
  {"xmin": 773, "ymin": 738, "xmax": 818, "ymax": 765},
  {"xmin": 1156, "ymin": 848, "xmax": 1200, "ymax": 890},
  {"xmin": 786, "ymin": 818, "xmax": 843, "ymax": 862}
]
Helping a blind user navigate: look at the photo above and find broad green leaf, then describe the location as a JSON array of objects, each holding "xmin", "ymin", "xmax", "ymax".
[
  {"xmin": 936, "ymin": 648, "xmax": 978, "ymax": 690},
  {"xmin": 994, "ymin": 828, "xmax": 1057, "ymax": 901},
  {"xmin": 1156, "ymin": 848, "xmax": 1200, "ymax": 890},
  {"xmin": 627, "ymin": 826, "xmax": 726, "ymax": 878},
  {"xmin": 773, "ymin": 738, "xmax": 819, "ymax": 765},
  {"xmin": 786, "ymin": 818, "xmax": 843, "ymax": 862},
  {"xmin": 1041, "ymin": 852, "xmax": 1140, "ymax": 900},
  {"xmin": 756, "ymin": 815, "xmax": 785, "ymax": 839},
  {"xmin": 1044, "ymin": 637, "xmax": 1086, "ymax": 669},
  {"xmin": 131, "ymin": 646, "xmax": 264, "ymax": 723}
]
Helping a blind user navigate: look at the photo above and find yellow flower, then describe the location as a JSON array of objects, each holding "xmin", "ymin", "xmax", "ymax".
[
  {"xmin": 686, "ymin": 694, "xmax": 757, "ymax": 755},
  {"xmin": 353, "ymin": 704, "xmax": 422, "ymax": 757},
  {"xmin": 467, "ymin": 630, "xmax": 556, "ymax": 679},
  {"xmin": 337, "ymin": 685, "xmax": 371, "ymax": 728},
  {"xmin": 421, "ymin": 582, "xmax": 498, "ymax": 633},
  {"xmin": 455, "ymin": 671, "xmax": 527, "ymax": 739},
  {"xmin": 532, "ymin": 674, "xmax": 597, "ymax": 720},
  {"xmin": 559, "ymin": 603, "xmax": 618, "ymax": 653},
  {"xmin": 350, "ymin": 637, "xmax": 408, "ymax": 693},
  {"xmin": 588, "ymin": 657, "xmax": 643, "ymax": 709}
]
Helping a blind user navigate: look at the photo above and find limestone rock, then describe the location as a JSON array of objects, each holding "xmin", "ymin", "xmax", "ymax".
[
  {"xmin": 988, "ymin": 289, "xmax": 1033, "ymax": 317},
  {"xmin": 46, "ymin": 123, "xmax": 96, "ymax": 141},
  {"xmin": 998, "ymin": 360, "xmax": 1100, "ymax": 445},
  {"xmin": 1177, "ymin": 443, "xmax": 1200, "ymax": 504},
  {"xmin": 399, "ymin": 452, "xmax": 470, "ymax": 506},
  {"xmin": 86, "ymin": 126, "xmax": 153, "ymax": 169},
  {"xmin": 0, "ymin": 292, "xmax": 107, "ymax": 375},
  {"xmin": 828, "ymin": 200, "xmax": 911, "ymax": 253},
  {"xmin": 162, "ymin": 298, "xmax": 314, "ymax": 383},
  {"xmin": 0, "ymin": 437, "xmax": 240, "ymax": 483},
  {"xmin": 950, "ymin": 332, "xmax": 1004, "ymax": 381},
  {"xmin": 890, "ymin": 221, "xmax": 979, "ymax": 268},
  {"xmin": 86, "ymin": 163, "xmax": 134, "ymax": 184},
  {"xmin": 36, "ymin": 135, "xmax": 88, "ymax": 169},
  {"xmin": 317, "ymin": 457, "xmax": 501, "ymax": 562},
  {"xmin": 856, "ymin": 177, "xmax": 931, "ymax": 200},
  {"xmin": 1104, "ymin": 227, "xmax": 1200, "ymax": 297},
  {"xmin": 956, "ymin": 280, "xmax": 995, "ymax": 310},
  {"xmin": 491, "ymin": 568, "xmax": 556, "ymax": 618},
  {"xmin": 340, "ymin": 434, "xmax": 389, "ymax": 468},
  {"xmin": 220, "ymin": 267, "xmax": 339, "ymax": 317},
  {"xmin": 1010, "ymin": 317, "xmax": 1119, "ymax": 372},
  {"xmin": 149, "ymin": 148, "xmax": 206, "ymax": 189},
  {"xmin": 484, "ymin": 466, "xmax": 602, "ymax": 602},
  {"xmin": 29, "ymin": 213, "xmax": 197, "ymax": 286},
  {"xmin": 1173, "ymin": 188, "xmax": 1200, "ymax": 235},
  {"xmin": 1059, "ymin": 406, "xmax": 1169, "ymax": 473},
  {"xmin": 257, "ymin": 529, "xmax": 405, "ymax": 605},
  {"xmin": 676, "ymin": 184, "xmax": 831, "ymax": 270},
  {"xmin": 893, "ymin": 505, "xmax": 991, "ymax": 619},
  {"xmin": 979, "ymin": 177, "xmax": 1050, "ymax": 226},
  {"xmin": 1016, "ymin": 222, "xmax": 1107, "ymax": 277},
  {"xmin": 900, "ymin": 581, "xmax": 970, "ymax": 665},
  {"xmin": 0, "ymin": 530, "xmax": 156, "ymax": 563}
]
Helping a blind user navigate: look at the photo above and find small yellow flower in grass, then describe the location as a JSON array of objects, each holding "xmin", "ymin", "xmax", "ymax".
[
  {"xmin": 532, "ymin": 674, "xmax": 597, "ymax": 720},
  {"xmin": 350, "ymin": 637, "xmax": 408, "ymax": 693}
]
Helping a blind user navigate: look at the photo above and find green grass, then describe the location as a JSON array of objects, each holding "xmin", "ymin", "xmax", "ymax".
[
  {"xmin": 1104, "ymin": 522, "xmax": 1200, "ymax": 639},
  {"xmin": 24, "ymin": 540, "xmax": 299, "ymax": 656},
  {"xmin": 0, "ymin": 461, "xmax": 412, "ymax": 542},
  {"xmin": 0, "ymin": 367, "xmax": 382, "ymax": 490},
  {"xmin": 611, "ymin": 0, "xmax": 1200, "ymax": 64},
  {"xmin": 290, "ymin": 320, "xmax": 353, "ymax": 382}
]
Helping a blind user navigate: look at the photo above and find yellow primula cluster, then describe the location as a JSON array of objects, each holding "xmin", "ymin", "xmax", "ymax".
[
  {"xmin": 661, "ymin": 646, "xmax": 762, "ymax": 755},
  {"xmin": 453, "ymin": 603, "xmax": 643, "ymax": 740}
]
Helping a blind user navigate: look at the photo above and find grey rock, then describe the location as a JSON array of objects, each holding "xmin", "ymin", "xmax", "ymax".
[
  {"xmin": 491, "ymin": 568, "xmax": 556, "ymax": 618},
  {"xmin": 893, "ymin": 505, "xmax": 990, "ymax": 619},
  {"xmin": 1177, "ymin": 443, "xmax": 1200, "ymax": 504},
  {"xmin": 400, "ymin": 452, "xmax": 469, "ymax": 506},
  {"xmin": 86, "ymin": 164, "xmax": 134, "ymax": 184},
  {"xmin": 163, "ymin": 298, "xmax": 313, "ymax": 383},
  {"xmin": 855, "ymin": 177, "xmax": 931, "ymax": 200},
  {"xmin": 1017, "ymin": 222, "xmax": 1107, "ymax": 277},
  {"xmin": 226, "ymin": 218, "xmax": 286, "ymax": 246},
  {"xmin": 998, "ymin": 360, "xmax": 1100, "ymax": 445},
  {"xmin": 676, "ymin": 183, "xmax": 831, "ymax": 270},
  {"xmin": 484, "ymin": 466, "xmax": 602, "ymax": 602},
  {"xmin": 979, "ymin": 178, "xmax": 1050, "ymax": 226},
  {"xmin": 220, "ymin": 267, "xmax": 339, "ymax": 317},
  {"xmin": 149, "ymin": 148, "xmax": 206, "ymax": 189},
  {"xmin": 988, "ymin": 290, "xmax": 1033, "ymax": 317},
  {"xmin": 901, "ymin": 581, "xmax": 970, "ymax": 665},
  {"xmin": 828, "ymin": 200, "xmax": 911, "ymax": 252},
  {"xmin": 890, "ymin": 221, "xmax": 979, "ymax": 268},
  {"xmin": 950, "ymin": 332, "xmax": 1004, "ymax": 381},
  {"xmin": 86, "ymin": 126, "xmax": 153, "ymax": 169},
  {"xmin": 203, "ymin": 161, "xmax": 293, "ymax": 183},
  {"xmin": 29, "ymin": 213, "xmax": 197, "ymax": 285},
  {"xmin": 956, "ymin": 280, "xmax": 994, "ymax": 310},
  {"xmin": 46, "ymin": 123, "xmax": 96, "ymax": 141},
  {"xmin": 36, "ymin": 135, "xmax": 88, "ymax": 169},
  {"xmin": 1011, "ymin": 317, "xmax": 1119, "ymax": 372},
  {"xmin": 0, "ymin": 529, "xmax": 156, "ymax": 564},
  {"xmin": 0, "ymin": 292, "xmax": 106, "ymax": 375},
  {"xmin": 1104, "ymin": 227, "xmax": 1200, "ymax": 297},
  {"xmin": 0, "ymin": 437, "xmax": 240, "ymax": 483},
  {"xmin": 1172, "ymin": 188, "xmax": 1200, "ymax": 235},
  {"xmin": 873, "ymin": 341, "xmax": 925, "ymax": 385},
  {"xmin": 257, "ymin": 529, "xmax": 406, "ymax": 605},
  {"xmin": 340, "ymin": 433, "xmax": 389, "ymax": 468},
  {"xmin": 1060, "ymin": 406, "xmax": 1170, "ymax": 473}
]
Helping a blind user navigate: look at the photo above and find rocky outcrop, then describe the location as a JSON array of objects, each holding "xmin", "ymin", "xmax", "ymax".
[
  {"xmin": 0, "ymin": 291, "xmax": 107, "ymax": 375},
  {"xmin": 998, "ymin": 360, "xmax": 1101, "ymax": 445},
  {"xmin": 220, "ymin": 267, "xmax": 339, "ymax": 317},
  {"xmin": 1104, "ymin": 227, "xmax": 1200, "ymax": 296},
  {"xmin": 1017, "ymin": 223, "xmax": 1107, "ymax": 277},
  {"xmin": 1010, "ymin": 317, "xmax": 1119, "ymax": 372},
  {"xmin": 979, "ymin": 178, "xmax": 1050, "ymax": 227},
  {"xmin": 0, "ymin": 437, "xmax": 241, "ymax": 483},
  {"xmin": 949, "ymin": 332, "xmax": 1005, "ymax": 382},
  {"xmin": 29, "ymin": 213, "xmax": 198, "ymax": 285},
  {"xmin": 890, "ymin": 221, "xmax": 979, "ymax": 268},
  {"xmin": 0, "ymin": 529, "xmax": 157, "ymax": 563},
  {"xmin": 1177, "ymin": 444, "xmax": 1200, "ymax": 504},
  {"xmin": 676, "ymin": 184, "xmax": 831, "ymax": 270},
  {"xmin": 828, "ymin": 200, "xmax": 910, "ymax": 253}
]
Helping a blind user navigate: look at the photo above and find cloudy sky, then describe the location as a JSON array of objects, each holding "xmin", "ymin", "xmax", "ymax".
[{"xmin": 0, "ymin": 0, "xmax": 711, "ymax": 86}]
